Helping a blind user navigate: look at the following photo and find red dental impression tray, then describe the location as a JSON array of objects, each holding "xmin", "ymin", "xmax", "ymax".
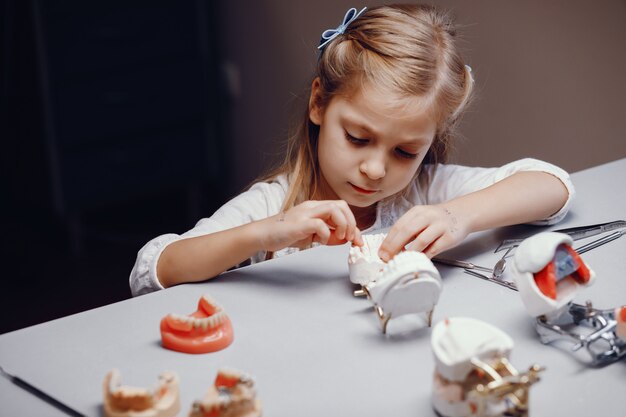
[{"xmin": 160, "ymin": 294, "xmax": 234, "ymax": 354}]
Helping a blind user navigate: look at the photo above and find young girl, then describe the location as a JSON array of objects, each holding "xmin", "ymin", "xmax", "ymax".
[{"xmin": 130, "ymin": 5, "xmax": 573, "ymax": 296}]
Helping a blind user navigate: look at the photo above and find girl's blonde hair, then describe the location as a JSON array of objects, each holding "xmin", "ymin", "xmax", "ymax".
[{"xmin": 260, "ymin": 4, "xmax": 473, "ymax": 211}]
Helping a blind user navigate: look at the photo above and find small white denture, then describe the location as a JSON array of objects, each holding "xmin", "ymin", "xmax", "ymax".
[
  {"xmin": 348, "ymin": 233, "xmax": 387, "ymax": 285},
  {"xmin": 511, "ymin": 232, "xmax": 596, "ymax": 318},
  {"xmin": 103, "ymin": 369, "xmax": 180, "ymax": 417}
]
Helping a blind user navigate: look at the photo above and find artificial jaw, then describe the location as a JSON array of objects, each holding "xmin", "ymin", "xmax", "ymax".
[
  {"xmin": 189, "ymin": 369, "xmax": 262, "ymax": 417},
  {"xmin": 431, "ymin": 317, "xmax": 542, "ymax": 417},
  {"xmin": 160, "ymin": 294, "xmax": 234, "ymax": 354},
  {"xmin": 103, "ymin": 369, "xmax": 180, "ymax": 417},
  {"xmin": 511, "ymin": 232, "xmax": 596, "ymax": 318},
  {"xmin": 348, "ymin": 233, "xmax": 387, "ymax": 285}
]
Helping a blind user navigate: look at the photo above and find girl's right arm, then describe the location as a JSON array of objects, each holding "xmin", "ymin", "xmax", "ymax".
[{"xmin": 157, "ymin": 200, "xmax": 362, "ymax": 288}]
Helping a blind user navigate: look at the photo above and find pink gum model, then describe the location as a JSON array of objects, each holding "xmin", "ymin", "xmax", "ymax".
[{"xmin": 160, "ymin": 294, "xmax": 234, "ymax": 354}]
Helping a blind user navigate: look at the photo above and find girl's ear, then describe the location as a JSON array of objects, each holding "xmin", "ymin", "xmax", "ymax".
[{"xmin": 309, "ymin": 77, "xmax": 324, "ymax": 125}]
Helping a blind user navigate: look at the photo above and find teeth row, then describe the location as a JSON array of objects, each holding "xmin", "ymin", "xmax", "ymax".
[
  {"xmin": 202, "ymin": 294, "xmax": 221, "ymax": 309},
  {"xmin": 349, "ymin": 233, "xmax": 386, "ymax": 263},
  {"xmin": 169, "ymin": 311, "xmax": 227, "ymax": 330},
  {"xmin": 192, "ymin": 395, "xmax": 230, "ymax": 413}
]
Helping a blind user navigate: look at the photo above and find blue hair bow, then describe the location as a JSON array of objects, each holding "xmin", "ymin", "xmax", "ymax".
[{"xmin": 318, "ymin": 7, "xmax": 367, "ymax": 50}]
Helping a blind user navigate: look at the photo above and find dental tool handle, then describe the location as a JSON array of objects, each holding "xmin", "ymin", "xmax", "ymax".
[
  {"xmin": 0, "ymin": 367, "xmax": 86, "ymax": 417},
  {"xmin": 433, "ymin": 257, "xmax": 492, "ymax": 273}
]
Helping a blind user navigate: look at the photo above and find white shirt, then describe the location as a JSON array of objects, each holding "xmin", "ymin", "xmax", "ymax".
[{"xmin": 129, "ymin": 158, "xmax": 574, "ymax": 296}]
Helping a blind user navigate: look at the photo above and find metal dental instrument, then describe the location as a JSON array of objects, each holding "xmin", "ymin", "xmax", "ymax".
[
  {"xmin": 0, "ymin": 365, "xmax": 86, "ymax": 417},
  {"xmin": 534, "ymin": 302, "xmax": 626, "ymax": 366},
  {"xmin": 495, "ymin": 220, "xmax": 626, "ymax": 253},
  {"xmin": 433, "ymin": 257, "xmax": 493, "ymax": 274},
  {"xmin": 575, "ymin": 229, "xmax": 626, "ymax": 254},
  {"xmin": 463, "ymin": 268, "xmax": 518, "ymax": 291}
]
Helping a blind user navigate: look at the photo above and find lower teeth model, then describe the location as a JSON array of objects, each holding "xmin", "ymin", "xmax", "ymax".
[
  {"xmin": 160, "ymin": 294, "xmax": 234, "ymax": 354},
  {"xmin": 103, "ymin": 369, "xmax": 180, "ymax": 417},
  {"xmin": 351, "ymin": 234, "xmax": 443, "ymax": 334},
  {"xmin": 511, "ymin": 232, "xmax": 626, "ymax": 365},
  {"xmin": 188, "ymin": 368, "xmax": 262, "ymax": 417},
  {"xmin": 431, "ymin": 317, "xmax": 543, "ymax": 417}
]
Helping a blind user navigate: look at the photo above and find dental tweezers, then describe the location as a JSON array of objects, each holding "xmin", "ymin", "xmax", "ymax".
[{"xmin": 495, "ymin": 220, "xmax": 626, "ymax": 252}]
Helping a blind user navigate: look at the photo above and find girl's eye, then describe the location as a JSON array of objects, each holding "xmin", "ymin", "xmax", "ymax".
[
  {"xmin": 345, "ymin": 132, "xmax": 368, "ymax": 145},
  {"xmin": 395, "ymin": 148, "xmax": 418, "ymax": 159}
]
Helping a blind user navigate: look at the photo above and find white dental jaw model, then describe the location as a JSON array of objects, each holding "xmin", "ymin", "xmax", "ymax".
[
  {"xmin": 348, "ymin": 233, "xmax": 387, "ymax": 285},
  {"xmin": 350, "ymin": 233, "xmax": 443, "ymax": 333},
  {"xmin": 366, "ymin": 251, "xmax": 442, "ymax": 333},
  {"xmin": 431, "ymin": 317, "xmax": 543, "ymax": 417},
  {"xmin": 103, "ymin": 369, "xmax": 180, "ymax": 417},
  {"xmin": 511, "ymin": 232, "xmax": 595, "ymax": 319}
]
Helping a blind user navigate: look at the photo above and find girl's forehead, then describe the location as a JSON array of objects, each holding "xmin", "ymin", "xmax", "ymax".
[
  {"xmin": 340, "ymin": 83, "xmax": 436, "ymax": 122},
  {"xmin": 335, "ymin": 84, "xmax": 437, "ymax": 142}
]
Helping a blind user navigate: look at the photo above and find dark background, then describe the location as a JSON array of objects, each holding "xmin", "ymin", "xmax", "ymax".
[
  {"xmin": 2, "ymin": 0, "xmax": 233, "ymax": 333},
  {"xmin": 2, "ymin": 0, "xmax": 625, "ymax": 334}
]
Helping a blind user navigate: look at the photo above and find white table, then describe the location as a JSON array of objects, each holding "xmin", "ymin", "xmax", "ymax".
[{"xmin": 1, "ymin": 158, "xmax": 625, "ymax": 417}]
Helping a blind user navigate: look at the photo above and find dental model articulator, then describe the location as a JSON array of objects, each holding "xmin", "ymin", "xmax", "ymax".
[
  {"xmin": 349, "ymin": 233, "xmax": 443, "ymax": 333},
  {"xmin": 431, "ymin": 317, "xmax": 544, "ymax": 417},
  {"xmin": 510, "ymin": 232, "xmax": 626, "ymax": 366}
]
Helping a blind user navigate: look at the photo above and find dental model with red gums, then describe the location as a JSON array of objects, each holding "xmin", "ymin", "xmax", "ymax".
[
  {"xmin": 103, "ymin": 369, "xmax": 180, "ymax": 417},
  {"xmin": 160, "ymin": 294, "xmax": 234, "ymax": 354},
  {"xmin": 511, "ymin": 232, "xmax": 595, "ymax": 318},
  {"xmin": 188, "ymin": 369, "xmax": 262, "ymax": 417}
]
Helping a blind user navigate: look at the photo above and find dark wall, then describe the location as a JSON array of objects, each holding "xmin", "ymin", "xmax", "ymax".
[{"xmin": 2, "ymin": 0, "xmax": 232, "ymax": 333}]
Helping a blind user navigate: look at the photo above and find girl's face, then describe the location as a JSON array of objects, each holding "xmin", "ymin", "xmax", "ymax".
[{"xmin": 309, "ymin": 79, "xmax": 436, "ymax": 209}]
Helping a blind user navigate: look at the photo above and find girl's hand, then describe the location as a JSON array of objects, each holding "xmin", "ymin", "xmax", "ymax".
[
  {"xmin": 378, "ymin": 205, "xmax": 469, "ymax": 261},
  {"xmin": 260, "ymin": 200, "xmax": 363, "ymax": 252}
]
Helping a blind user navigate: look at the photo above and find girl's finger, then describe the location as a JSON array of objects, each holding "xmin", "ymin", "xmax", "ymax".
[
  {"xmin": 334, "ymin": 200, "xmax": 358, "ymax": 242},
  {"xmin": 405, "ymin": 225, "xmax": 444, "ymax": 253},
  {"xmin": 379, "ymin": 217, "xmax": 426, "ymax": 260},
  {"xmin": 309, "ymin": 218, "xmax": 331, "ymax": 245},
  {"xmin": 309, "ymin": 202, "xmax": 349, "ymax": 241}
]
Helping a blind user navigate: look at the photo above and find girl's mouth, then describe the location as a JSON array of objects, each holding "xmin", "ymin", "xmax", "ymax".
[{"xmin": 350, "ymin": 183, "xmax": 377, "ymax": 195}]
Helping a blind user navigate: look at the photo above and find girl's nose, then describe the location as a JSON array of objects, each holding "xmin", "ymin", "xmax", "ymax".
[{"xmin": 360, "ymin": 153, "xmax": 386, "ymax": 180}]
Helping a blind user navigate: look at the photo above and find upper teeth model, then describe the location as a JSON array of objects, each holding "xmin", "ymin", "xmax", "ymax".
[
  {"xmin": 350, "ymin": 234, "xmax": 443, "ymax": 334},
  {"xmin": 188, "ymin": 368, "xmax": 261, "ymax": 417},
  {"xmin": 511, "ymin": 232, "xmax": 626, "ymax": 365},
  {"xmin": 103, "ymin": 369, "xmax": 180, "ymax": 417},
  {"xmin": 160, "ymin": 294, "xmax": 234, "ymax": 354},
  {"xmin": 431, "ymin": 317, "xmax": 543, "ymax": 417},
  {"xmin": 348, "ymin": 232, "xmax": 387, "ymax": 285}
]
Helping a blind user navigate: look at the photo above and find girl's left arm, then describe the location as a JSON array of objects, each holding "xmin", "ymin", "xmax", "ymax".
[{"xmin": 378, "ymin": 170, "xmax": 569, "ymax": 261}]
